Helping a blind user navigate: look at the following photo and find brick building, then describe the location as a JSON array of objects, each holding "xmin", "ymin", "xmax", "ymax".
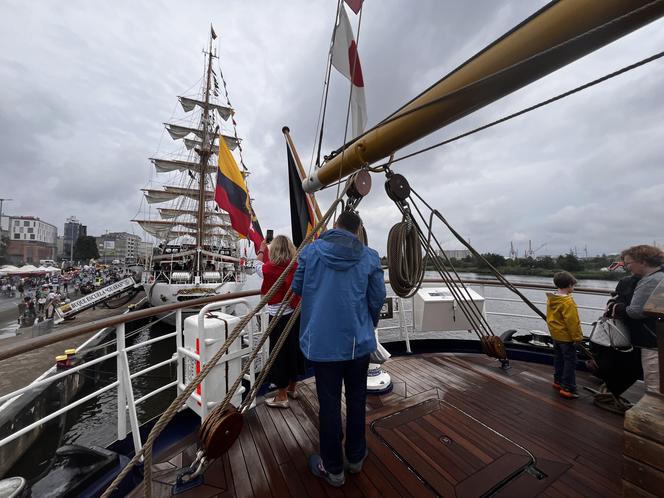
[{"xmin": 7, "ymin": 216, "xmax": 58, "ymax": 264}]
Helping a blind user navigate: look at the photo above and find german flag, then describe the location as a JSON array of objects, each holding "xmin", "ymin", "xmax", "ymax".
[
  {"xmin": 287, "ymin": 142, "xmax": 316, "ymax": 247},
  {"xmin": 215, "ymin": 133, "xmax": 263, "ymax": 249}
]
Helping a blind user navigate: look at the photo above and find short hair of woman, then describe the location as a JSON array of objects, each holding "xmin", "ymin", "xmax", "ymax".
[
  {"xmin": 620, "ymin": 245, "xmax": 664, "ymax": 267},
  {"xmin": 269, "ymin": 235, "xmax": 296, "ymax": 265}
]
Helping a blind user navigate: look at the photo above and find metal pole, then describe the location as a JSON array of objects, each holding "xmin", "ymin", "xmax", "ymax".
[{"xmin": 117, "ymin": 322, "xmax": 127, "ymax": 440}]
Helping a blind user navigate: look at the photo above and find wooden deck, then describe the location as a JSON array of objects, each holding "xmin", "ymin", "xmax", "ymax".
[{"xmin": 139, "ymin": 353, "xmax": 640, "ymax": 497}]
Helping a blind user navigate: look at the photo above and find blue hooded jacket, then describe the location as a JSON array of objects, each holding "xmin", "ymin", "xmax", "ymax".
[{"xmin": 292, "ymin": 228, "xmax": 386, "ymax": 362}]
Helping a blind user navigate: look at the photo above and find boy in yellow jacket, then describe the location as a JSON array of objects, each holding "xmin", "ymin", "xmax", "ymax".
[{"xmin": 546, "ymin": 271, "xmax": 584, "ymax": 399}]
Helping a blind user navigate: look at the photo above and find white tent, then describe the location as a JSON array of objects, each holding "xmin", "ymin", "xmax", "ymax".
[
  {"xmin": 19, "ymin": 265, "xmax": 40, "ymax": 273},
  {"xmin": 0, "ymin": 265, "xmax": 20, "ymax": 276},
  {"xmin": 45, "ymin": 266, "xmax": 62, "ymax": 273}
]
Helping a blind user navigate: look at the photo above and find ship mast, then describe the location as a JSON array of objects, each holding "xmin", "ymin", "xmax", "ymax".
[{"xmin": 195, "ymin": 33, "xmax": 216, "ymax": 273}]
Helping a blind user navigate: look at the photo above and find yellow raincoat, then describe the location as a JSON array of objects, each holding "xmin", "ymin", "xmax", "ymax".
[{"xmin": 546, "ymin": 293, "xmax": 583, "ymax": 342}]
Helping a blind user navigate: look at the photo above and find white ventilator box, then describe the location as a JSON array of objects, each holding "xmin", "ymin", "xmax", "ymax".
[{"xmin": 413, "ymin": 286, "xmax": 486, "ymax": 332}]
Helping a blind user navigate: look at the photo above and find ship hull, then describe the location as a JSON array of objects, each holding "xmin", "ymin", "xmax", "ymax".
[{"xmin": 144, "ymin": 281, "xmax": 246, "ymax": 323}]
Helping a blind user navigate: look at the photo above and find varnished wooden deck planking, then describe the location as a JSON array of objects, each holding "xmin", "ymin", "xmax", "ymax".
[{"xmin": 139, "ymin": 353, "xmax": 636, "ymax": 497}]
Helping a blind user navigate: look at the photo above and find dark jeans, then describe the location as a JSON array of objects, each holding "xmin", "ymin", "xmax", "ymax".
[
  {"xmin": 268, "ymin": 314, "xmax": 305, "ymax": 389},
  {"xmin": 553, "ymin": 340, "xmax": 577, "ymax": 392},
  {"xmin": 311, "ymin": 355, "xmax": 370, "ymax": 475}
]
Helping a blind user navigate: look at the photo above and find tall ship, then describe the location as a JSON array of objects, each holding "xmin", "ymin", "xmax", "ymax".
[{"xmin": 133, "ymin": 29, "xmax": 258, "ymax": 310}]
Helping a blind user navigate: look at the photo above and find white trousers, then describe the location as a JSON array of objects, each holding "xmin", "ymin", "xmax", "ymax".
[{"xmin": 642, "ymin": 349, "xmax": 661, "ymax": 393}]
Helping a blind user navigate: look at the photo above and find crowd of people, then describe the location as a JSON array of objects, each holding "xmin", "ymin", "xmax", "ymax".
[{"xmin": 1, "ymin": 264, "xmax": 134, "ymax": 326}]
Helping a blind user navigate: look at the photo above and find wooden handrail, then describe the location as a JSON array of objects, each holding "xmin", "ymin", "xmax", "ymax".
[{"xmin": 0, "ymin": 289, "xmax": 261, "ymax": 362}]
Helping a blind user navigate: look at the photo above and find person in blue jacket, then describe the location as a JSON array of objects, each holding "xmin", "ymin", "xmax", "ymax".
[{"xmin": 292, "ymin": 210, "xmax": 386, "ymax": 487}]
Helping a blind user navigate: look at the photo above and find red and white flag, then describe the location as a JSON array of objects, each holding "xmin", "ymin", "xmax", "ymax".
[
  {"xmin": 331, "ymin": 6, "xmax": 367, "ymax": 139},
  {"xmin": 344, "ymin": 0, "xmax": 363, "ymax": 14}
]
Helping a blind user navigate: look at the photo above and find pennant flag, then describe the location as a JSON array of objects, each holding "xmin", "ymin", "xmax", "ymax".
[
  {"xmin": 344, "ymin": 0, "xmax": 363, "ymax": 14},
  {"xmin": 331, "ymin": 6, "xmax": 367, "ymax": 138},
  {"xmin": 287, "ymin": 143, "xmax": 316, "ymax": 247},
  {"xmin": 215, "ymin": 133, "xmax": 263, "ymax": 250},
  {"xmin": 211, "ymin": 25, "xmax": 218, "ymax": 40}
]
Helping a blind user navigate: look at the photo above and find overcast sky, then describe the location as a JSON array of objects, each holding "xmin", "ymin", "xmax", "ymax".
[{"xmin": 1, "ymin": 1, "xmax": 663, "ymax": 258}]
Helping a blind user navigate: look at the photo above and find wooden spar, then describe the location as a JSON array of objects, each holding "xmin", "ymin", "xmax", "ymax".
[
  {"xmin": 282, "ymin": 126, "xmax": 324, "ymax": 224},
  {"xmin": 303, "ymin": 0, "xmax": 664, "ymax": 193}
]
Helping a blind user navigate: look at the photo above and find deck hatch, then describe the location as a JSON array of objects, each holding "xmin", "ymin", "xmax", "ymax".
[{"xmin": 371, "ymin": 398, "xmax": 534, "ymax": 497}]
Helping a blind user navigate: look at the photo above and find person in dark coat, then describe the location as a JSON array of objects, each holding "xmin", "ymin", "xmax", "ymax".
[{"xmin": 591, "ymin": 274, "xmax": 643, "ymax": 408}]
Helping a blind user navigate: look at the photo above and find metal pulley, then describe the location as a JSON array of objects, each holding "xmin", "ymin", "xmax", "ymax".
[
  {"xmin": 345, "ymin": 170, "xmax": 372, "ymax": 210},
  {"xmin": 384, "ymin": 173, "xmax": 410, "ymax": 203},
  {"xmin": 199, "ymin": 405, "xmax": 244, "ymax": 459},
  {"xmin": 480, "ymin": 336, "xmax": 508, "ymax": 362}
]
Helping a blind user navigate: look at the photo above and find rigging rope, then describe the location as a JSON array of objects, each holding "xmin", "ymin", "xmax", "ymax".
[
  {"xmin": 335, "ymin": 5, "xmax": 366, "ymax": 219},
  {"xmin": 313, "ymin": 0, "xmax": 344, "ymax": 172},
  {"xmin": 375, "ymin": 49, "xmax": 664, "ymax": 170},
  {"xmin": 325, "ymin": 0, "xmax": 664, "ymax": 161},
  {"xmin": 316, "ymin": 46, "xmax": 664, "ymax": 197},
  {"xmin": 102, "ymin": 193, "xmax": 346, "ymax": 498}
]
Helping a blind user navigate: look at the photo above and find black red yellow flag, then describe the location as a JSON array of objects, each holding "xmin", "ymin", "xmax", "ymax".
[{"xmin": 287, "ymin": 143, "xmax": 316, "ymax": 247}]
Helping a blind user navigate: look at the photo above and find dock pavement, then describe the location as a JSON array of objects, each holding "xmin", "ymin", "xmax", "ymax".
[{"xmin": 0, "ymin": 291, "xmax": 146, "ymax": 397}]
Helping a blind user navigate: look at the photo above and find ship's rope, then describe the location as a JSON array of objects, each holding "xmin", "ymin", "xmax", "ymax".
[
  {"xmin": 311, "ymin": 0, "xmax": 345, "ymax": 173},
  {"xmin": 331, "ymin": 5, "xmax": 366, "ymax": 225},
  {"xmin": 101, "ymin": 194, "xmax": 345, "ymax": 498},
  {"xmin": 325, "ymin": 0, "xmax": 664, "ymax": 161},
  {"xmin": 409, "ymin": 188, "xmax": 548, "ymax": 322},
  {"xmin": 388, "ymin": 198, "xmax": 494, "ymax": 342},
  {"xmin": 386, "ymin": 212, "xmax": 425, "ymax": 299},
  {"xmin": 374, "ymin": 50, "xmax": 664, "ymax": 171},
  {"xmin": 316, "ymin": 45, "xmax": 664, "ymax": 200}
]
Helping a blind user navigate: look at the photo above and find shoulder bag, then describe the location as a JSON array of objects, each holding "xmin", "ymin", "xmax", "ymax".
[{"xmin": 589, "ymin": 316, "xmax": 632, "ymax": 351}]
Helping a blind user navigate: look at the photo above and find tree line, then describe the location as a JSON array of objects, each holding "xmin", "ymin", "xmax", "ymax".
[{"xmin": 379, "ymin": 252, "xmax": 621, "ymax": 279}]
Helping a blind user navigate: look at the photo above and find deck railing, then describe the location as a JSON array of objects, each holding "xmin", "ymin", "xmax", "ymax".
[{"xmin": 0, "ymin": 291, "xmax": 266, "ymax": 463}]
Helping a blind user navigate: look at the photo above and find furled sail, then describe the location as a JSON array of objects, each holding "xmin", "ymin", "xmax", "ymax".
[
  {"xmin": 133, "ymin": 219, "xmax": 231, "ymax": 234},
  {"xmin": 142, "ymin": 186, "xmax": 215, "ymax": 204},
  {"xmin": 150, "ymin": 158, "xmax": 216, "ymax": 175},
  {"xmin": 178, "ymin": 96, "xmax": 233, "ymax": 121},
  {"xmin": 184, "ymin": 138, "xmax": 219, "ymax": 155},
  {"xmin": 158, "ymin": 208, "xmax": 230, "ymax": 223},
  {"xmin": 164, "ymin": 123, "xmax": 239, "ymax": 150},
  {"xmin": 183, "ymin": 136, "xmax": 240, "ymax": 152}
]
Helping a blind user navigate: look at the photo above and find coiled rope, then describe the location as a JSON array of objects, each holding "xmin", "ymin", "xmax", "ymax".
[{"xmin": 387, "ymin": 213, "xmax": 424, "ymax": 298}]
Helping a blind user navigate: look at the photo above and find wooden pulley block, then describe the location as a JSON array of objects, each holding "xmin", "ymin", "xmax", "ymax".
[
  {"xmin": 384, "ymin": 173, "xmax": 410, "ymax": 202},
  {"xmin": 200, "ymin": 406, "xmax": 244, "ymax": 459},
  {"xmin": 346, "ymin": 170, "xmax": 372, "ymax": 198},
  {"xmin": 480, "ymin": 336, "xmax": 507, "ymax": 361}
]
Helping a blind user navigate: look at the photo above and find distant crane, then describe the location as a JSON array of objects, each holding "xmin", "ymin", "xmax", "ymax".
[
  {"xmin": 526, "ymin": 240, "xmax": 547, "ymax": 258},
  {"xmin": 509, "ymin": 241, "xmax": 517, "ymax": 260}
]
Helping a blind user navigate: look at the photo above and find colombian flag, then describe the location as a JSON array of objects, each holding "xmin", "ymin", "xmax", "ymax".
[
  {"xmin": 215, "ymin": 134, "xmax": 263, "ymax": 249},
  {"xmin": 287, "ymin": 142, "xmax": 316, "ymax": 247}
]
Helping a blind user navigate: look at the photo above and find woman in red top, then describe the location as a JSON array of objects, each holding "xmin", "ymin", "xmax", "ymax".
[{"xmin": 256, "ymin": 235, "xmax": 305, "ymax": 408}]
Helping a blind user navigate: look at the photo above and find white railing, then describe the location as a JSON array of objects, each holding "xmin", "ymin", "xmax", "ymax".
[
  {"xmin": 0, "ymin": 302, "xmax": 265, "ymax": 459},
  {"xmin": 376, "ymin": 282, "xmax": 609, "ymax": 353}
]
